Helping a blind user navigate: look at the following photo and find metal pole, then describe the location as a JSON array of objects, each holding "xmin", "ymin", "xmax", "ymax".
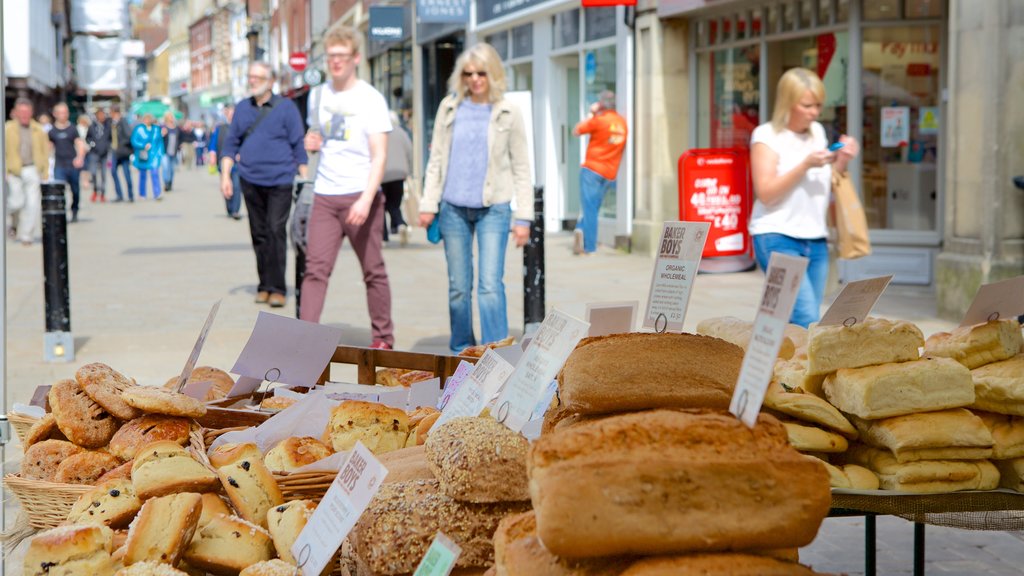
[
  {"xmin": 41, "ymin": 181, "xmax": 75, "ymax": 363},
  {"xmin": 523, "ymin": 186, "xmax": 545, "ymax": 335},
  {"xmin": 1, "ymin": 0, "xmax": 8, "ymax": 570}
]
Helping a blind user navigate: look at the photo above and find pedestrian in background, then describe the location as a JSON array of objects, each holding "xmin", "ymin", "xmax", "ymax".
[
  {"xmin": 109, "ymin": 106, "xmax": 134, "ymax": 202},
  {"xmin": 194, "ymin": 123, "xmax": 207, "ymax": 166},
  {"xmin": 5, "ymin": 98, "xmax": 49, "ymax": 244},
  {"xmin": 209, "ymin": 105, "xmax": 243, "ymax": 220},
  {"xmin": 301, "ymin": 24, "xmax": 394, "ymax": 348},
  {"xmin": 221, "ymin": 61, "xmax": 308, "ymax": 308},
  {"xmin": 75, "ymin": 114, "xmax": 93, "ymax": 193},
  {"xmin": 382, "ymin": 110, "xmax": 412, "ymax": 245},
  {"xmin": 572, "ymin": 90, "xmax": 627, "ymax": 255},
  {"xmin": 37, "ymin": 113, "xmax": 52, "ymax": 134},
  {"xmin": 86, "ymin": 107, "xmax": 112, "ymax": 202},
  {"xmin": 131, "ymin": 113, "xmax": 163, "ymax": 201},
  {"xmin": 180, "ymin": 121, "xmax": 196, "ymax": 168},
  {"xmin": 749, "ymin": 67, "xmax": 860, "ymax": 327},
  {"xmin": 419, "ymin": 43, "xmax": 533, "ymax": 355},
  {"xmin": 49, "ymin": 103, "xmax": 88, "ymax": 222},
  {"xmin": 160, "ymin": 112, "xmax": 181, "ymax": 192}
]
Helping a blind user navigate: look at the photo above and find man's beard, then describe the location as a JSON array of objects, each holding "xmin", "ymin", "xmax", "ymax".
[{"xmin": 250, "ymin": 81, "xmax": 271, "ymax": 99}]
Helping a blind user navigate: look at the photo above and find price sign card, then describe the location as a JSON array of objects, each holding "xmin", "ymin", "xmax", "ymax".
[
  {"xmin": 586, "ymin": 301, "xmax": 638, "ymax": 337},
  {"xmin": 432, "ymin": 350, "xmax": 514, "ymax": 432},
  {"xmin": 291, "ymin": 442, "xmax": 387, "ymax": 575},
  {"xmin": 229, "ymin": 312, "xmax": 344, "ymax": 395},
  {"xmin": 436, "ymin": 360, "xmax": 476, "ymax": 410},
  {"xmin": 959, "ymin": 275, "xmax": 1024, "ymax": 327},
  {"xmin": 412, "ymin": 532, "xmax": 462, "ymax": 576},
  {"xmin": 819, "ymin": 275, "xmax": 893, "ymax": 327},
  {"xmin": 174, "ymin": 300, "xmax": 222, "ymax": 392},
  {"xmin": 730, "ymin": 254, "xmax": 808, "ymax": 428},
  {"xmin": 492, "ymin": 310, "xmax": 589, "ymax": 432},
  {"xmin": 643, "ymin": 222, "xmax": 710, "ymax": 332}
]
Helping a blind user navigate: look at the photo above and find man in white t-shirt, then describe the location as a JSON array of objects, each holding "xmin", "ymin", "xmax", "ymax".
[{"xmin": 302, "ymin": 25, "xmax": 394, "ymax": 348}]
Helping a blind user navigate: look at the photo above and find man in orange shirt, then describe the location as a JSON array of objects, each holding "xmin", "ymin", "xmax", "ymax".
[{"xmin": 573, "ymin": 90, "xmax": 627, "ymax": 255}]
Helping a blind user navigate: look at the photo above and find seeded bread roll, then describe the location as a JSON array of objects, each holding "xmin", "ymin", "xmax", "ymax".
[
  {"xmin": 844, "ymin": 445, "xmax": 1000, "ymax": 493},
  {"xmin": 131, "ymin": 441, "xmax": 220, "ymax": 499},
  {"xmin": 22, "ymin": 439, "xmax": 84, "ymax": 482},
  {"xmin": 49, "ymin": 378, "xmax": 119, "ymax": 448},
  {"xmin": 527, "ymin": 410, "xmax": 831, "ymax": 558},
  {"xmin": 124, "ymin": 492, "xmax": 203, "ymax": 567},
  {"xmin": 823, "ymin": 357, "xmax": 975, "ymax": 419},
  {"xmin": 266, "ymin": 499, "xmax": 316, "ymax": 564},
  {"xmin": 925, "ymin": 319, "xmax": 1023, "ymax": 369},
  {"xmin": 806, "ymin": 317, "xmax": 924, "ymax": 376},
  {"xmin": 77, "ymin": 362, "xmax": 142, "ymax": 420},
  {"xmin": 971, "ymin": 354, "xmax": 1024, "ymax": 415},
  {"xmin": 67, "ymin": 479, "xmax": 142, "ymax": 528},
  {"xmin": 557, "ymin": 333, "xmax": 744, "ymax": 415},
  {"xmin": 24, "ymin": 524, "xmax": 115, "ymax": 576},
  {"xmin": 325, "ymin": 400, "xmax": 409, "ymax": 454},
  {"xmin": 696, "ymin": 316, "xmax": 797, "ymax": 360},
  {"xmin": 425, "ymin": 416, "xmax": 530, "ymax": 503},
  {"xmin": 377, "ymin": 445, "xmax": 435, "ymax": 484},
  {"xmin": 183, "ymin": 514, "xmax": 274, "ymax": 575},
  {"xmin": 215, "ymin": 446, "xmax": 284, "ymax": 528},
  {"xmin": 263, "ymin": 436, "xmax": 333, "ymax": 472},
  {"xmin": 850, "ymin": 408, "xmax": 994, "ymax": 463},
  {"xmin": 350, "ymin": 479, "xmax": 530, "ymax": 575},
  {"xmin": 115, "ymin": 561, "xmax": 190, "ymax": 575},
  {"xmin": 109, "ymin": 415, "xmax": 192, "ymax": 461},
  {"xmin": 55, "ymin": 451, "xmax": 124, "ymax": 485}
]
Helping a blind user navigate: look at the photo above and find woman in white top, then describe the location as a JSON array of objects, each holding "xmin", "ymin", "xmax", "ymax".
[{"xmin": 749, "ymin": 67, "xmax": 859, "ymax": 327}]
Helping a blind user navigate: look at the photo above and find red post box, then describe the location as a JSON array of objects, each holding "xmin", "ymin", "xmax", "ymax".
[{"xmin": 678, "ymin": 148, "xmax": 755, "ymax": 273}]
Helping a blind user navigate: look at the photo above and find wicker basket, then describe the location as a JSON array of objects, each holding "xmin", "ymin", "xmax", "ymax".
[
  {"xmin": 4, "ymin": 426, "xmax": 208, "ymax": 529},
  {"xmin": 7, "ymin": 412, "xmax": 40, "ymax": 445}
]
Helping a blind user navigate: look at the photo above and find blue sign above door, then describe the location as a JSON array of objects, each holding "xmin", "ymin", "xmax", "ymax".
[
  {"xmin": 477, "ymin": 0, "xmax": 547, "ymax": 24},
  {"xmin": 417, "ymin": 0, "xmax": 470, "ymax": 24},
  {"xmin": 369, "ymin": 6, "xmax": 405, "ymax": 41}
]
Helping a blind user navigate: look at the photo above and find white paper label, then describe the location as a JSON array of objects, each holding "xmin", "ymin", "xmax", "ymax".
[
  {"xmin": 231, "ymin": 312, "xmax": 344, "ymax": 387},
  {"xmin": 959, "ymin": 275, "xmax": 1024, "ymax": 327},
  {"xmin": 174, "ymin": 300, "xmax": 221, "ymax": 392},
  {"xmin": 431, "ymin": 350, "xmax": 514, "ymax": 432},
  {"xmin": 586, "ymin": 301, "xmax": 638, "ymax": 337},
  {"xmin": 730, "ymin": 254, "xmax": 808, "ymax": 428},
  {"xmin": 492, "ymin": 310, "xmax": 589, "ymax": 432},
  {"xmin": 291, "ymin": 442, "xmax": 387, "ymax": 575},
  {"xmin": 819, "ymin": 275, "xmax": 893, "ymax": 327},
  {"xmin": 643, "ymin": 222, "xmax": 710, "ymax": 332},
  {"xmin": 413, "ymin": 532, "xmax": 462, "ymax": 576},
  {"xmin": 437, "ymin": 360, "xmax": 476, "ymax": 410}
]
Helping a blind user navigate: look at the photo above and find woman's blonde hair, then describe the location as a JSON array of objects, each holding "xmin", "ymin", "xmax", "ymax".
[
  {"xmin": 771, "ymin": 67, "xmax": 825, "ymax": 131},
  {"xmin": 447, "ymin": 43, "xmax": 507, "ymax": 104}
]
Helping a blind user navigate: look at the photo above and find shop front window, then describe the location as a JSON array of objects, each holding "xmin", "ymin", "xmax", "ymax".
[
  {"xmin": 766, "ymin": 32, "xmax": 849, "ymax": 143},
  {"xmin": 581, "ymin": 45, "xmax": 618, "ymax": 219},
  {"xmin": 696, "ymin": 45, "xmax": 761, "ymax": 149},
  {"xmin": 861, "ymin": 25, "xmax": 941, "ymax": 231}
]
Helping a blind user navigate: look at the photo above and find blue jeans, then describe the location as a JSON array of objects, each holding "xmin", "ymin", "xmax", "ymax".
[
  {"xmin": 137, "ymin": 168, "xmax": 161, "ymax": 199},
  {"xmin": 161, "ymin": 154, "xmax": 177, "ymax": 189},
  {"xmin": 53, "ymin": 166, "xmax": 81, "ymax": 216},
  {"xmin": 439, "ymin": 201, "xmax": 512, "ymax": 353},
  {"xmin": 577, "ymin": 167, "xmax": 614, "ymax": 253},
  {"xmin": 112, "ymin": 156, "xmax": 133, "ymax": 200},
  {"xmin": 752, "ymin": 233, "xmax": 829, "ymax": 328}
]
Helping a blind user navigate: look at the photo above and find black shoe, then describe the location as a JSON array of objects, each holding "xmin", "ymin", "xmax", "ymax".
[
  {"xmin": 112, "ymin": 198, "xmax": 124, "ymax": 203},
  {"xmin": 231, "ymin": 213, "xmax": 242, "ymax": 220},
  {"xmin": 70, "ymin": 212, "xmax": 79, "ymax": 223}
]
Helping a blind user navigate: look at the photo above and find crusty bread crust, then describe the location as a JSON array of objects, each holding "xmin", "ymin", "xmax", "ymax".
[
  {"xmin": 49, "ymin": 378, "xmax": 119, "ymax": 448},
  {"xmin": 77, "ymin": 363, "xmax": 142, "ymax": 420},
  {"xmin": 109, "ymin": 415, "xmax": 191, "ymax": 461},
  {"xmin": 425, "ymin": 417, "xmax": 530, "ymax": 503}
]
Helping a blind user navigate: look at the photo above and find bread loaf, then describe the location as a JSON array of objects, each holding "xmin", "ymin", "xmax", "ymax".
[
  {"xmin": 823, "ymin": 357, "xmax": 974, "ymax": 419},
  {"xmin": 558, "ymin": 333, "xmax": 744, "ymax": 414},
  {"xmin": 843, "ymin": 465, "xmax": 881, "ymax": 490},
  {"xmin": 258, "ymin": 396, "xmax": 297, "ymax": 412},
  {"xmin": 618, "ymin": 554, "xmax": 826, "ymax": 576},
  {"xmin": 67, "ymin": 479, "xmax": 142, "ymax": 528},
  {"xmin": 325, "ymin": 400, "xmax": 409, "ymax": 454},
  {"xmin": 772, "ymin": 357, "xmax": 827, "ymax": 398},
  {"xmin": 995, "ymin": 458, "xmax": 1024, "ymax": 492},
  {"xmin": 108, "ymin": 415, "xmax": 191, "ymax": 461},
  {"xmin": 696, "ymin": 316, "xmax": 796, "ymax": 360},
  {"xmin": 806, "ymin": 317, "xmax": 923, "ymax": 376},
  {"xmin": 183, "ymin": 514, "xmax": 275, "ymax": 575},
  {"xmin": 971, "ymin": 354, "xmax": 1024, "ymax": 415},
  {"xmin": 527, "ymin": 410, "xmax": 831, "ymax": 558},
  {"xmin": 263, "ymin": 436, "xmax": 333, "ymax": 472},
  {"xmin": 781, "ymin": 421, "xmax": 848, "ymax": 453},
  {"xmin": 924, "ymin": 319, "xmax": 1022, "ymax": 369},
  {"xmin": 425, "ymin": 417, "xmax": 529, "ymax": 503},
  {"xmin": 24, "ymin": 524, "xmax": 115, "ymax": 576},
  {"xmin": 493, "ymin": 511, "xmax": 632, "ymax": 576},
  {"xmin": 844, "ymin": 445, "xmax": 1000, "ymax": 493},
  {"xmin": 130, "ymin": 441, "xmax": 220, "ymax": 499},
  {"xmin": 123, "ymin": 492, "xmax": 203, "ymax": 567},
  {"xmin": 975, "ymin": 411, "xmax": 1024, "ymax": 459},
  {"xmin": 266, "ymin": 499, "xmax": 316, "ymax": 564},
  {"xmin": 214, "ymin": 444, "xmax": 284, "ymax": 528},
  {"xmin": 377, "ymin": 444, "xmax": 434, "ymax": 484},
  {"xmin": 850, "ymin": 409, "xmax": 994, "ymax": 462},
  {"xmin": 764, "ymin": 383, "xmax": 856, "ymax": 437}
]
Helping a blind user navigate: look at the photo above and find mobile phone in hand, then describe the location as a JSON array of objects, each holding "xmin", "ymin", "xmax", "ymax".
[{"xmin": 828, "ymin": 142, "xmax": 846, "ymax": 152}]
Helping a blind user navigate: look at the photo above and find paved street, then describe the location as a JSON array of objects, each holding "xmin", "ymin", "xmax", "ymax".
[{"xmin": 2, "ymin": 166, "xmax": 1022, "ymax": 573}]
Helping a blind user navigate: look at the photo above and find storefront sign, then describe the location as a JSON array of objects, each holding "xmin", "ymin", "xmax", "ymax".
[
  {"xmin": 369, "ymin": 6, "xmax": 405, "ymax": 41},
  {"xmin": 417, "ymin": 0, "xmax": 470, "ymax": 24},
  {"xmin": 881, "ymin": 106, "xmax": 910, "ymax": 148},
  {"xmin": 678, "ymin": 148, "xmax": 752, "ymax": 258},
  {"xmin": 959, "ymin": 276, "xmax": 1024, "ymax": 328},
  {"xmin": 819, "ymin": 275, "xmax": 893, "ymax": 327},
  {"xmin": 730, "ymin": 253, "xmax": 808, "ymax": 428},
  {"xmin": 477, "ymin": 0, "xmax": 546, "ymax": 23},
  {"xmin": 643, "ymin": 221, "xmax": 709, "ymax": 333}
]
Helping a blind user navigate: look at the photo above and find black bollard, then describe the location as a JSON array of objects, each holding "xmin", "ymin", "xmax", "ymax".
[
  {"xmin": 523, "ymin": 186, "xmax": 545, "ymax": 333},
  {"xmin": 41, "ymin": 181, "xmax": 75, "ymax": 362}
]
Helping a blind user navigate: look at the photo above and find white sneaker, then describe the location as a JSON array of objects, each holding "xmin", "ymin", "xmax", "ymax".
[
  {"xmin": 399, "ymin": 224, "xmax": 409, "ymax": 247},
  {"xmin": 572, "ymin": 229, "xmax": 584, "ymax": 255}
]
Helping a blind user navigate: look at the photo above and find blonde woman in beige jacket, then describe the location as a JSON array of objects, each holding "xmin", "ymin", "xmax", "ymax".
[{"xmin": 418, "ymin": 43, "xmax": 533, "ymax": 354}]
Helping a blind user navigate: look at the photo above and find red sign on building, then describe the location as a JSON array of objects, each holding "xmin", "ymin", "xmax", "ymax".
[
  {"xmin": 582, "ymin": 0, "xmax": 636, "ymax": 5},
  {"xmin": 289, "ymin": 52, "xmax": 308, "ymax": 72},
  {"xmin": 678, "ymin": 148, "xmax": 753, "ymax": 261}
]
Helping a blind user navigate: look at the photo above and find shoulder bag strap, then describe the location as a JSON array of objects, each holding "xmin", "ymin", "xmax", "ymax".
[{"xmin": 239, "ymin": 96, "xmax": 279, "ymax": 147}]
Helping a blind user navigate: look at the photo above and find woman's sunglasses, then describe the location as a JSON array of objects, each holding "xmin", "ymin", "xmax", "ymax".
[{"xmin": 462, "ymin": 71, "xmax": 487, "ymax": 78}]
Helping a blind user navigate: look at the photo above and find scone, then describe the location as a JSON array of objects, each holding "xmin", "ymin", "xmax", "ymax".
[
  {"xmin": 258, "ymin": 396, "xmax": 297, "ymax": 412},
  {"xmin": 266, "ymin": 499, "xmax": 317, "ymax": 564},
  {"xmin": 108, "ymin": 414, "xmax": 192, "ymax": 461},
  {"xmin": 24, "ymin": 524, "xmax": 116, "ymax": 576},
  {"xmin": 406, "ymin": 407, "xmax": 441, "ymax": 447},
  {"xmin": 208, "ymin": 442, "xmax": 264, "ymax": 469},
  {"xmin": 183, "ymin": 514, "xmax": 275, "ymax": 575},
  {"xmin": 263, "ymin": 436, "xmax": 333, "ymax": 472},
  {"xmin": 77, "ymin": 362, "xmax": 142, "ymax": 420},
  {"xmin": 198, "ymin": 493, "xmax": 234, "ymax": 528},
  {"xmin": 325, "ymin": 400, "xmax": 409, "ymax": 454},
  {"xmin": 97, "ymin": 460, "xmax": 135, "ymax": 483},
  {"xmin": 123, "ymin": 492, "xmax": 202, "ymax": 567},
  {"xmin": 214, "ymin": 444, "xmax": 284, "ymax": 528},
  {"xmin": 24, "ymin": 413, "xmax": 66, "ymax": 448},
  {"xmin": 49, "ymin": 378, "xmax": 119, "ymax": 448},
  {"xmin": 163, "ymin": 366, "xmax": 235, "ymax": 401},
  {"xmin": 131, "ymin": 441, "xmax": 220, "ymax": 499},
  {"xmin": 22, "ymin": 439, "xmax": 84, "ymax": 482},
  {"xmin": 122, "ymin": 386, "xmax": 207, "ymax": 419},
  {"xmin": 67, "ymin": 479, "xmax": 143, "ymax": 528},
  {"xmin": 54, "ymin": 451, "xmax": 124, "ymax": 485},
  {"xmin": 425, "ymin": 416, "xmax": 530, "ymax": 502},
  {"xmin": 115, "ymin": 561, "xmax": 190, "ymax": 575},
  {"xmin": 239, "ymin": 559, "xmax": 298, "ymax": 576}
]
